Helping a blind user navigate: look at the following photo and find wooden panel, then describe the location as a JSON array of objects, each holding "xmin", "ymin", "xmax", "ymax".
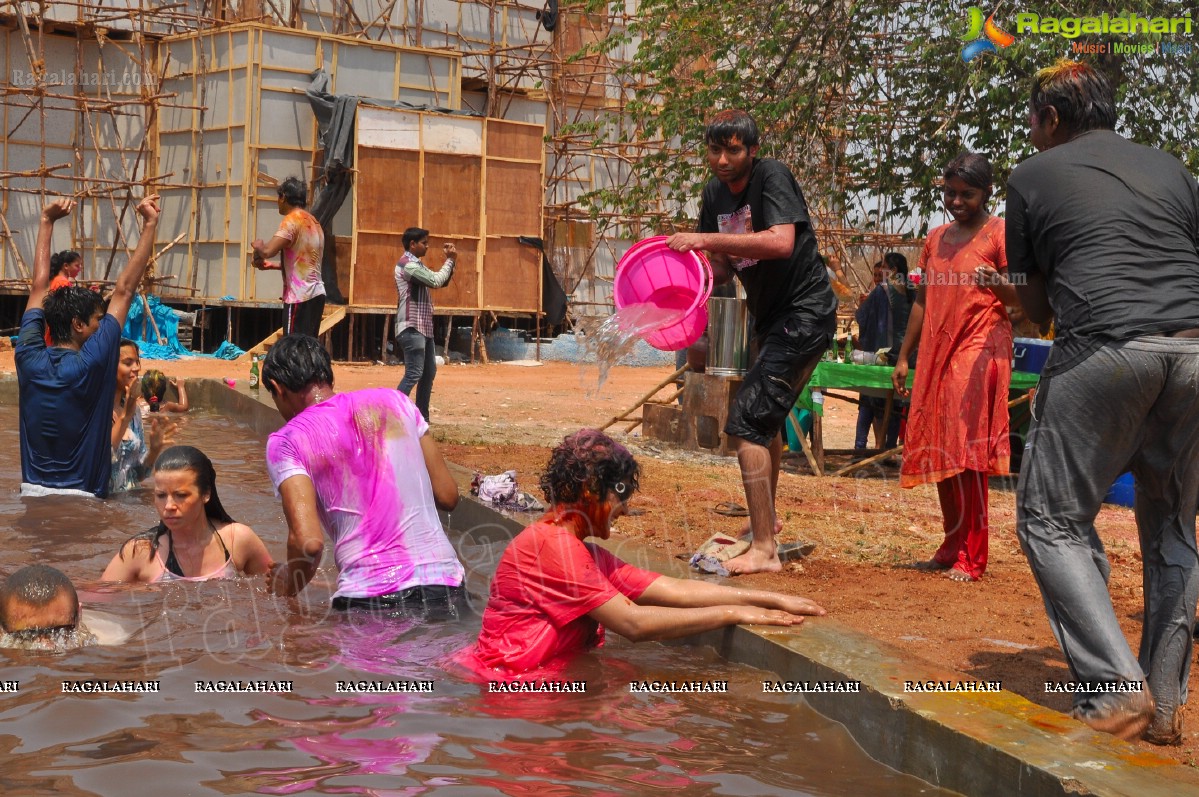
[
  {"xmin": 487, "ymin": 120, "xmax": 543, "ymax": 161},
  {"xmin": 432, "ymin": 238, "xmax": 480, "ymax": 310},
  {"xmin": 423, "ymin": 153, "xmax": 481, "ymax": 235},
  {"xmin": 357, "ymin": 148, "xmax": 420, "ymax": 231},
  {"xmin": 485, "ymin": 160, "xmax": 542, "ymax": 236},
  {"xmin": 334, "ymin": 234, "xmax": 353, "ymax": 304},
  {"xmin": 352, "ymin": 232, "xmax": 404, "ymax": 306},
  {"xmin": 481, "ymin": 237, "xmax": 540, "ymax": 311}
]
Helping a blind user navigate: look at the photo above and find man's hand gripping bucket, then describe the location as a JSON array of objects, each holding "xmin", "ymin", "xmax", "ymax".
[{"xmin": 612, "ymin": 236, "xmax": 714, "ymax": 351}]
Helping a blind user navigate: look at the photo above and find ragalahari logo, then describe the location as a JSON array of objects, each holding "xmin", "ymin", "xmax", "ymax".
[{"xmin": 961, "ymin": 7, "xmax": 1016, "ymax": 61}]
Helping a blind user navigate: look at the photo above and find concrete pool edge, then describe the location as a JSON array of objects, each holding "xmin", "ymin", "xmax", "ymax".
[{"xmin": 3, "ymin": 375, "xmax": 1196, "ymax": 797}]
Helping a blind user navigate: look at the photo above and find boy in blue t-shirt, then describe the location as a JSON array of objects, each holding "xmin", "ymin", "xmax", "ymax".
[{"xmin": 15, "ymin": 195, "xmax": 160, "ymax": 497}]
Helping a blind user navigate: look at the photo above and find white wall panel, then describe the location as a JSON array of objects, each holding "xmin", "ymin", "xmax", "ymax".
[
  {"xmin": 333, "ymin": 44, "xmax": 397, "ymax": 99},
  {"xmin": 422, "ymin": 115, "xmax": 482, "ymax": 155},
  {"xmin": 261, "ymin": 30, "xmax": 318, "ymax": 71},
  {"xmin": 357, "ymin": 107, "xmax": 420, "ymax": 149},
  {"xmin": 257, "ymin": 90, "xmax": 313, "ymax": 148}
]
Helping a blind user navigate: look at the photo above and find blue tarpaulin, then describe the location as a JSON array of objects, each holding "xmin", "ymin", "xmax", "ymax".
[{"xmin": 122, "ymin": 294, "xmax": 243, "ymax": 360}]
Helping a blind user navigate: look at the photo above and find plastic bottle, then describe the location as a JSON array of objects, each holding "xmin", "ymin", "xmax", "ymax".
[{"xmin": 249, "ymin": 354, "xmax": 260, "ymax": 390}]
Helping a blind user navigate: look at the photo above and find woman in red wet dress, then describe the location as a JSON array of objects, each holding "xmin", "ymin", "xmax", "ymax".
[{"xmin": 892, "ymin": 153, "xmax": 1018, "ymax": 582}]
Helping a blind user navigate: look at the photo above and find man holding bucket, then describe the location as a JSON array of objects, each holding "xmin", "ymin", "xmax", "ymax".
[
  {"xmin": 1009, "ymin": 59, "xmax": 1199, "ymax": 744},
  {"xmin": 667, "ymin": 110, "xmax": 837, "ymax": 574}
]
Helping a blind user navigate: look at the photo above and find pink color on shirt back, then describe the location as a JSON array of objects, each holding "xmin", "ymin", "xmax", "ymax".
[{"xmin": 266, "ymin": 388, "xmax": 463, "ymax": 599}]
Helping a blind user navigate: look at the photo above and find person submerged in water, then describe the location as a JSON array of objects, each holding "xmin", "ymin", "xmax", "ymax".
[
  {"xmin": 463, "ymin": 429, "xmax": 826, "ymax": 678},
  {"xmin": 0, "ymin": 564, "xmax": 92, "ymax": 649},
  {"xmin": 102, "ymin": 445, "xmax": 274, "ymax": 583},
  {"xmin": 140, "ymin": 369, "xmax": 190, "ymax": 414}
]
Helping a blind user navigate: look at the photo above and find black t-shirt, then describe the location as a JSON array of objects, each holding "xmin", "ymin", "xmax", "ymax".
[
  {"xmin": 698, "ymin": 158, "xmax": 836, "ymax": 336},
  {"xmin": 1006, "ymin": 129, "xmax": 1199, "ymax": 374}
]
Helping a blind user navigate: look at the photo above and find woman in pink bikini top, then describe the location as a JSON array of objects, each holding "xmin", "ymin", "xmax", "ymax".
[{"xmin": 101, "ymin": 445, "xmax": 275, "ymax": 584}]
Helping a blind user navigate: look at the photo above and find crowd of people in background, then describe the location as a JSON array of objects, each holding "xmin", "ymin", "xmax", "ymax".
[{"xmin": 7, "ymin": 58, "xmax": 1199, "ymax": 749}]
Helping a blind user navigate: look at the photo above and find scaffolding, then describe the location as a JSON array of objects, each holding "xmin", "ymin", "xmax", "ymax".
[{"xmin": 1, "ymin": 1, "xmax": 906, "ymax": 345}]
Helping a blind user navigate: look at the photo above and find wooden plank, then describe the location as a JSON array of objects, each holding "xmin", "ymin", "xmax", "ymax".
[
  {"xmin": 486, "ymin": 119, "xmax": 543, "ymax": 161},
  {"xmin": 352, "ymin": 232, "xmax": 405, "ymax": 307},
  {"xmin": 481, "ymin": 237, "xmax": 539, "ymax": 311},
  {"xmin": 485, "ymin": 160, "xmax": 542, "ymax": 235},
  {"xmin": 241, "ymin": 304, "xmax": 347, "ymax": 359},
  {"xmin": 356, "ymin": 147, "xmax": 420, "ymax": 230},
  {"xmin": 423, "ymin": 153, "xmax": 481, "ymax": 235},
  {"xmin": 430, "ymin": 238, "xmax": 479, "ymax": 309}
]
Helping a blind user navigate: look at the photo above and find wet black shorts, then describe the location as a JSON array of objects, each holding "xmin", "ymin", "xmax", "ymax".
[
  {"xmin": 724, "ymin": 310, "xmax": 833, "ymax": 447},
  {"xmin": 332, "ymin": 584, "xmax": 467, "ymax": 621}
]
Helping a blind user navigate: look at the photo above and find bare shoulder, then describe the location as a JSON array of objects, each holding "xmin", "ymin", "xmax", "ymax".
[
  {"xmin": 103, "ymin": 534, "xmax": 158, "ymax": 582},
  {"xmin": 222, "ymin": 522, "xmax": 261, "ymax": 546}
]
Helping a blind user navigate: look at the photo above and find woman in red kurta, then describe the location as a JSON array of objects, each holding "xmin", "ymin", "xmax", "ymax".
[
  {"xmin": 460, "ymin": 429, "xmax": 825, "ymax": 680},
  {"xmin": 892, "ymin": 153, "xmax": 1018, "ymax": 582}
]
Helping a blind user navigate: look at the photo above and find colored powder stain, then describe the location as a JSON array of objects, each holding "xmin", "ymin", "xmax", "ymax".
[{"xmin": 1114, "ymin": 751, "xmax": 1178, "ymax": 768}]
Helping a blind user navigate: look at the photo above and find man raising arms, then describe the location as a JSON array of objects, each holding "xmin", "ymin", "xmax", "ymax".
[
  {"xmin": 667, "ymin": 110, "xmax": 836, "ymax": 574},
  {"xmin": 16, "ymin": 194, "xmax": 160, "ymax": 497}
]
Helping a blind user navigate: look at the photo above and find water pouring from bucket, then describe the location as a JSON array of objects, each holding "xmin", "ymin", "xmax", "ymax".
[
  {"xmin": 612, "ymin": 236, "xmax": 714, "ymax": 351},
  {"xmin": 579, "ymin": 238, "xmax": 714, "ymax": 392}
]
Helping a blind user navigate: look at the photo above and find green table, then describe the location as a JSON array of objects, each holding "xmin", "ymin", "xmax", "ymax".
[
  {"xmin": 807, "ymin": 361, "xmax": 1040, "ymax": 398},
  {"xmin": 796, "ymin": 361, "xmax": 1041, "ymax": 476}
]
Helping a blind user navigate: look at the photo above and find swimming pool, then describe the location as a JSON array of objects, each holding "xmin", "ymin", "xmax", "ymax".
[{"xmin": 0, "ymin": 404, "xmax": 956, "ymax": 796}]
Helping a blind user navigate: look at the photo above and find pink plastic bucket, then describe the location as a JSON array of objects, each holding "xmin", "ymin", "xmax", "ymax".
[{"xmin": 613, "ymin": 236, "xmax": 713, "ymax": 351}]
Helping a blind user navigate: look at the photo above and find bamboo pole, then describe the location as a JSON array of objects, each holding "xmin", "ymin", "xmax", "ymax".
[
  {"xmin": 600, "ymin": 364, "xmax": 689, "ymax": 431},
  {"xmin": 831, "ymin": 445, "xmax": 903, "ymax": 478},
  {"xmin": 623, "ymin": 384, "xmax": 685, "ymax": 433}
]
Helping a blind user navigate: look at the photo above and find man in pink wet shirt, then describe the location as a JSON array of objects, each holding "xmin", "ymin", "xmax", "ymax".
[
  {"xmin": 261, "ymin": 334, "xmax": 465, "ymax": 614},
  {"xmin": 252, "ymin": 177, "xmax": 326, "ymax": 338}
]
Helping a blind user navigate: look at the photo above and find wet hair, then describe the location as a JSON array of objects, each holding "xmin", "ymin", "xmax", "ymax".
[
  {"xmin": 277, "ymin": 176, "xmax": 307, "ymax": 208},
  {"xmin": 539, "ymin": 429, "xmax": 641, "ymax": 506},
  {"xmin": 49, "ymin": 250, "xmax": 82, "ymax": 279},
  {"xmin": 1031, "ymin": 58, "xmax": 1116, "ymax": 135},
  {"xmin": 119, "ymin": 337, "xmax": 139, "ymax": 352},
  {"xmin": 943, "ymin": 152, "xmax": 994, "ymax": 199},
  {"xmin": 261, "ymin": 334, "xmax": 334, "ymax": 395},
  {"xmin": 704, "ymin": 109, "xmax": 760, "ymax": 150},
  {"xmin": 141, "ymin": 369, "xmax": 168, "ymax": 410},
  {"xmin": 403, "ymin": 227, "xmax": 430, "ymax": 250},
  {"xmin": 117, "ymin": 445, "xmax": 236, "ymax": 561},
  {"xmin": 883, "ymin": 252, "xmax": 908, "ymax": 278},
  {"xmin": 0, "ymin": 565, "xmax": 79, "ymax": 631},
  {"xmin": 43, "ymin": 285, "xmax": 104, "ymax": 345}
]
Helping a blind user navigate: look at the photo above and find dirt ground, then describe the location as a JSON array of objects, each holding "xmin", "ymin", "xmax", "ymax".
[{"xmin": 3, "ymin": 349, "xmax": 1195, "ymax": 765}]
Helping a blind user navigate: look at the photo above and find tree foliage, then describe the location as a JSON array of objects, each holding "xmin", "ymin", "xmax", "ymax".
[{"xmin": 573, "ymin": 1, "xmax": 1199, "ymax": 239}]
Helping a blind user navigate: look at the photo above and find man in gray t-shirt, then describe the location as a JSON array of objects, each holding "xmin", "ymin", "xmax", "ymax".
[{"xmin": 1009, "ymin": 59, "xmax": 1199, "ymax": 746}]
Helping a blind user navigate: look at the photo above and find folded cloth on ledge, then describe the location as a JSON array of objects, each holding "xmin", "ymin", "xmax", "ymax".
[{"xmin": 470, "ymin": 471, "xmax": 545, "ymax": 512}]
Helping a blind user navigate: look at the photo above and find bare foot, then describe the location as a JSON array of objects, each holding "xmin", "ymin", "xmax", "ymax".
[
  {"xmin": 1073, "ymin": 687, "xmax": 1155, "ymax": 741},
  {"xmin": 724, "ymin": 544, "xmax": 783, "ymax": 575},
  {"xmin": 908, "ymin": 560, "xmax": 951, "ymax": 572},
  {"xmin": 946, "ymin": 568, "xmax": 977, "ymax": 583}
]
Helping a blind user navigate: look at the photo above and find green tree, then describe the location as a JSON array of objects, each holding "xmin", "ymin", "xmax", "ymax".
[{"xmin": 574, "ymin": 1, "xmax": 1198, "ymax": 239}]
